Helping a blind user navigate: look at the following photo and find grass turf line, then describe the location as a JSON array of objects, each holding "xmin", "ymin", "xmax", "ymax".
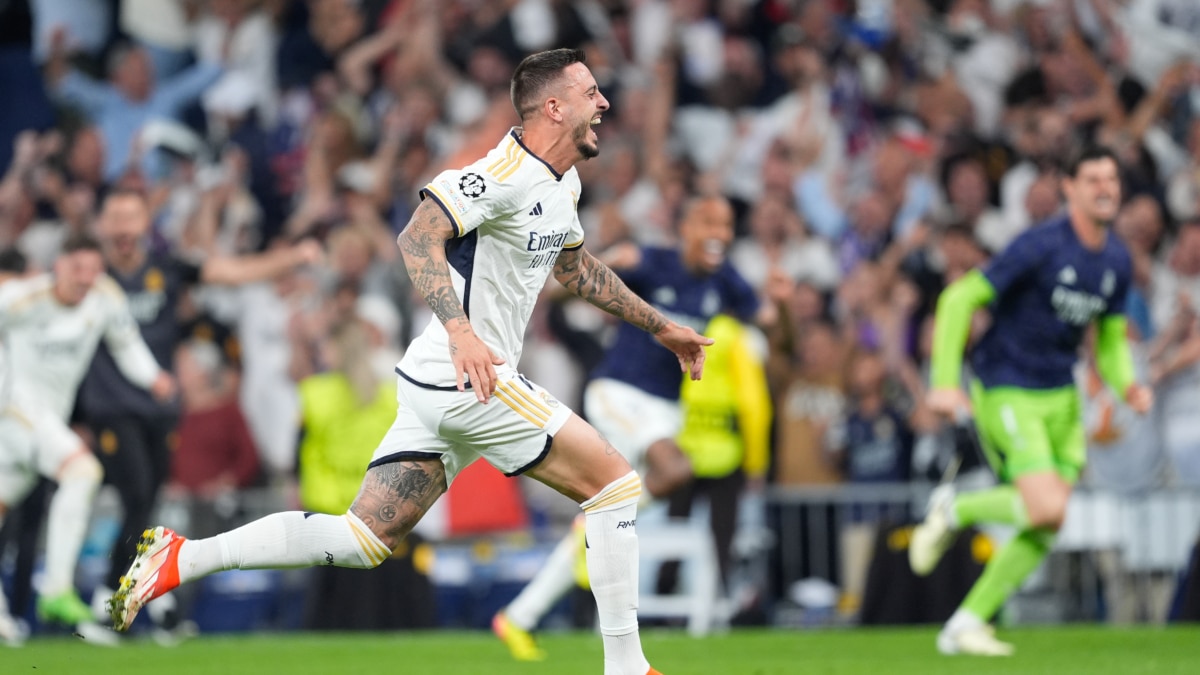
[{"xmin": 5, "ymin": 626, "xmax": 1199, "ymax": 674}]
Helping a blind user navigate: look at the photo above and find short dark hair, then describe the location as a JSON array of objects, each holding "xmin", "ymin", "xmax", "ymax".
[
  {"xmin": 510, "ymin": 48, "xmax": 587, "ymax": 120},
  {"xmin": 102, "ymin": 186, "xmax": 148, "ymax": 205},
  {"xmin": 1065, "ymin": 145, "xmax": 1120, "ymax": 178},
  {"xmin": 60, "ymin": 231, "xmax": 102, "ymax": 255},
  {"xmin": 0, "ymin": 247, "xmax": 27, "ymax": 274}
]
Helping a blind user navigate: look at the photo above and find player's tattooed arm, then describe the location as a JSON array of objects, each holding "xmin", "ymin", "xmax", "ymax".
[
  {"xmin": 397, "ymin": 200, "xmax": 469, "ymax": 333},
  {"xmin": 553, "ymin": 247, "xmax": 667, "ymax": 334},
  {"xmin": 351, "ymin": 461, "xmax": 447, "ymax": 548}
]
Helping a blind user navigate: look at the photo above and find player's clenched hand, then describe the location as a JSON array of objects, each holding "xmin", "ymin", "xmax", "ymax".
[
  {"xmin": 448, "ymin": 324, "xmax": 505, "ymax": 403},
  {"xmin": 149, "ymin": 372, "xmax": 177, "ymax": 402},
  {"xmin": 926, "ymin": 387, "xmax": 971, "ymax": 421},
  {"xmin": 1124, "ymin": 384, "xmax": 1153, "ymax": 415},
  {"xmin": 654, "ymin": 322, "xmax": 715, "ymax": 381}
]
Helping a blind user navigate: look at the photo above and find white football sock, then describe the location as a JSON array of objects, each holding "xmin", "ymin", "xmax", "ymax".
[
  {"xmin": 42, "ymin": 454, "xmax": 103, "ymax": 597},
  {"xmin": 582, "ymin": 471, "xmax": 650, "ymax": 675},
  {"xmin": 176, "ymin": 511, "xmax": 390, "ymax": 585},
  {"xmin": 946, "ymin": 607, "xmax": 985, "ymax": 632},
  {"xmin": 504, "ymin": 516, "xmax": 582, "ymax": 630}
]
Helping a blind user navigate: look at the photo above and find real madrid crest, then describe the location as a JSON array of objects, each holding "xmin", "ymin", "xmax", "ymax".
[{"xmin": 143, "ymin": 267, "xmax": 165, "ymax": 292}]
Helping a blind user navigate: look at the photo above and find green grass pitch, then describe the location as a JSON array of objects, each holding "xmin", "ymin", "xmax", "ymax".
[{"xmin": 6, "ymin": 626, "xmax": 1199, "ymax": 674}]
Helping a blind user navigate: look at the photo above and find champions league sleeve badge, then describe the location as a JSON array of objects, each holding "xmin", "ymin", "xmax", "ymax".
[{"xmin": 459, "ymin": 173, "xmax": 487, "ymax": 198}]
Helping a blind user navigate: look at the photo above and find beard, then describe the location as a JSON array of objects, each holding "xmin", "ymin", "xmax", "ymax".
[{"xmin": 573, "ymin": 120, "xmax": 599, "ymax": 159}]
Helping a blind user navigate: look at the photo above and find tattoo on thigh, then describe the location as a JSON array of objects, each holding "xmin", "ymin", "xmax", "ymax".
[
  {"xmin": 351, "ymin": 461, "xmax": 446, "ymax": 545},
  {"xmin": 598, "ymin": 429, "xmax": 617, "ymax": 456},
  {"xmin": 379, "ymin": 503, "xmax": 398, "ymax": 522}
]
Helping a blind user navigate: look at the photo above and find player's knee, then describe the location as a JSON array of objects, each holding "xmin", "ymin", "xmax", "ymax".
[
  {"xmin": 1026, "ymin": 494, "xmax": 1069, "ymax": 531},
  {"xmin": 59, "ymin": 451, "xmax": 103, "ymax": 485}
]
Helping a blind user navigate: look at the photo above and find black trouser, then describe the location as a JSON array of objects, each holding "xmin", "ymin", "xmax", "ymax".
[
  {"xmin": 90, "ymin": 414, "xmax": 177, "ymax": 590},
  {"xmin": 0, "ymin": 479, "xmax": 50, "ymax": 616},
  {"xmin": 655, "ymin": 471, "xmax": 744, "ymax": 595}
]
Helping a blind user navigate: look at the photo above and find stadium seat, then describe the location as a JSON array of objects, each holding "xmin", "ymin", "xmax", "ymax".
[{"xmin": 636, "ymin": 519, "xmax": 726, "ymax": 636}]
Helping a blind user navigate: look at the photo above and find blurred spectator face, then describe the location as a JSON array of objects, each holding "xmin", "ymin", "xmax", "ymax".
[
  {"xmin": 798, "ymin": 0, "xmax": 837, "ymax": 54},
  {"xmin": 1036, "ymin": 110, "xmax": 1071, "ymax": 161},
  {"xmin": 761, "ymin": 140, "xmax": 797, "ymax": 196},
  {"xmin": 938, "ymin": 227, "xmax": 987, "ymax": 282},
  {"xmin": 175, "ymin": 339, "xmax": 226, "ymax": 404},
  {"xmin": 800, "ymin": 322, "xmax": 840, "ymax": 373},
  {"xmin": 67, "ymin": 128, "xmax": 104, "ymax": 187},
  {"xmin": 848, "ymin": 351, "xmax": 886, "ymax": 401},
  {"xmin": 606, "ymin": 143, "xmax": 640, "ymax": 197},
  {"xmin": 839, "ymin": 262, "xmax": 882, "ymax": 313},
  {"xmin": 710, "ymin": 37, "xmax": 764, "ymax": 109},
  {"xmin": 1062, "ymin": 156, "xmax": 1121, "ymax": 225},
  {"xmin": 947, "ymin": 160, "xmax": 989, "ymax": 219},
  {"xmin": 310, "ymin": 0, "xmax": 364, "ymax": 55},
  {"xmin": 1115, "ymin": 196, "xmax": 1164, "ymax": 256},
  {"xmin": 112, "ymin": 47, "xmax": 154, "ymax": 102},
  {"xmin": 1025, "ymin": 173, "xmax": 1061, "ymax": 223},
  {"xmin": 1170, "ymin": 224, "xmax": 1200, "ymax": 276},
  {"xmin": 790, "ymin": 283, "xmax": 826, "ymax": 325},
  {"xmin": 872, "ymin": 141, "xmax": 912, "ymax": 195},
  {"xmin": 851, "ymin": 191, "xmax": 892, "ymax": 239},
  {"xmin": 61, "ymin": 184, "xmax": 97, "ymax": 229},
  {"xmin": 96, "ymin": 192, "xmax": 151, "ymax": 261},
  {"xmin": 748, "ymin": 193, "xmax": 796, "ymax": 246},
  {"xmin": 468, "ymin": 47, "xmax": 515, "ymax": 95},
  {"xmin": 774, "ymin": 37, "xmax": 823, "ymax": 88},
  {"xmin": 211, "ymin": 0, "xmax": 251, "ymax": 24},
  {"xmin": 329, "ymin": 227, "xmax": 374, "ymax": 281},
  {"xmin": 679, "ymin": 197, "xmax": 735, "ymax": 274},
  {"xmin": 318, "ymin": 110, "xmax": 361, "ymax": 158},
  {"xmin": 53, "ymin": 247, "xmax": 104, "ymax": 306}
]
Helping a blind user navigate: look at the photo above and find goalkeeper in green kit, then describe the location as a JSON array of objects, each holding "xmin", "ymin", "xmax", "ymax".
[{"xmin": 909, "ymin": 146, "xmax": 1153, "ymax": 655}]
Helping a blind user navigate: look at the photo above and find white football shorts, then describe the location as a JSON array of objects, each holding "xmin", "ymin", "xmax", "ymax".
[
  {"xmin": 0, "ymin": 409, "xmax": 67, "ymax": 506},
  {"xmin": 370, "ymin": 368, "xmax": 574, "ymax": 483},
  {"xmin": 583, "ymin": 378, "xmax": 682, "ymax": 475}
]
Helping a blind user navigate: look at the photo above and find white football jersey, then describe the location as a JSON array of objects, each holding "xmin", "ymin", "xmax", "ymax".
[
  {"xmin": 0, "ymin": 273, "xmax": 161, "ymax": 421},
  {"xmin": 398, "ymin": 128, "xmax": 586, "ymax": 388}
]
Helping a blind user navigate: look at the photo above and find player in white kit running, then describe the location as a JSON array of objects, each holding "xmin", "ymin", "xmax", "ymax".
[
  {"xmin": 109, "ymin": 49, "xmax": 710, "ymax": 675},
  {"xmin": 0, "ymin": 233, "xmax": 173, "ymax": 641}
]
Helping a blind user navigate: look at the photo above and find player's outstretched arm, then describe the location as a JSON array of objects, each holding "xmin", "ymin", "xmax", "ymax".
[
  {"xmin": 928, "ymin": 270, "xmax": 995, "ymax": 417},
  {"xmin": 553, "ymin": 246, "xmax": 713, "ymax": 379},
  {"xmin": 397, "ymin": 200, "xmax": 504, "ymax": 401}
]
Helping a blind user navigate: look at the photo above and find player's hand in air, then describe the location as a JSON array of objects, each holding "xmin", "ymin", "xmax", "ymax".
[
  {"xmin": 926, "ymin": 387, "xmax": 972, "ymax": 422},
  {"xmin": 654, "ymin": 322, "xmax": 715, "ymax": 381},
  {"xmin": 149, "ymin": 372, "xmax": 177, "ymax": 403},
  {"xmin": 448, "ymin": 323, "xmax": 506, "ymax": 403},
  {"xmin": 1124, "ymin": 384, "xmax": 1153, "ymax": 415}
]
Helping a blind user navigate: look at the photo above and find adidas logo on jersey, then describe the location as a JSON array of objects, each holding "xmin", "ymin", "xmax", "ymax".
[{"xmin": 529, "ymin": 202, "xmax": 543, "ymax": 216}]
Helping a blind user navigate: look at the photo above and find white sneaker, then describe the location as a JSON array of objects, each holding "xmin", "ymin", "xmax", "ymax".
[
  {"xmin": 0, "ymin": 614, "xmax": 29, "ymax": 647},
  {"xmin": 909, "ymin": 484, "xmax": 958, "ymax": 576},
  {"xmin": 937, "ymin": 622, "xmax": 1015, "ymax": 656}
]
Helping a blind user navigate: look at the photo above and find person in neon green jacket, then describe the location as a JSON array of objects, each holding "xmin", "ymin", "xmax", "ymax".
[{"xmin": 657, "ymin": 314, "xmax": 772, "ymax": 594}]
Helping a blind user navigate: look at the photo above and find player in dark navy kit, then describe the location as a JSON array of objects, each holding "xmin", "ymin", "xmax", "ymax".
[
  {"xmin": 910, "ymin": 146, "xmax": 1154, "ymax": 655},
  {"xmin": 493, "ymin": 195, "xmax": 759, "ymax": 660},
  {"xmin": 81, "ymin": 188, "xmax": 321, "ymax": 622}
]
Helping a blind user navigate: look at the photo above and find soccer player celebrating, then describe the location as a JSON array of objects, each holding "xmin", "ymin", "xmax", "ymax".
[
  {"xmin": 0, "ymin": 234, "xmax": 174, "ymax": 633},
  {"xmin": 910, "ymin": 146, "xmax": 1153, "ymax": 655},
  {"xmin": 493, "ymin": 195, "xmax": 758, "ymax": 661},
  {"xmin": 109, "ymin": 48, "xmax": 709, "ymax": 675},
  {"xmin": 80, "ymin": 188, "xmax": 321, "ymax": 627}
]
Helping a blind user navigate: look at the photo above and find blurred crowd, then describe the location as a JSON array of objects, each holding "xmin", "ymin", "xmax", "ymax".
[{"xmin": 2, "ymin": 0, "xmax": 1200, "ymax": 625}]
